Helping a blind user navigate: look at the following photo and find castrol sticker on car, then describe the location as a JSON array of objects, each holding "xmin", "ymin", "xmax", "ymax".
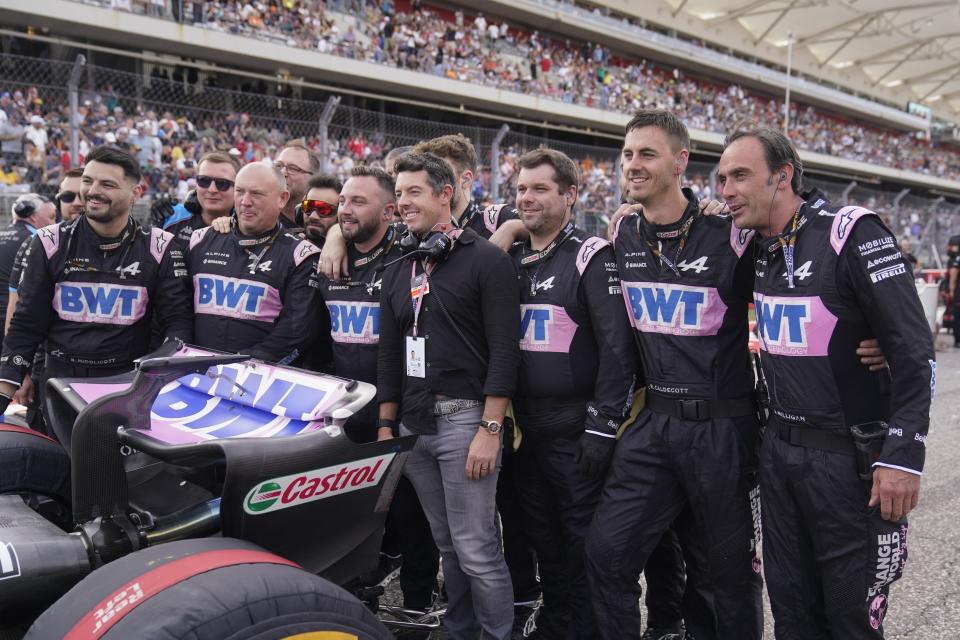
[{"xmin": 243, "ymin": 453, "xmax": 395, "ymax": 515}]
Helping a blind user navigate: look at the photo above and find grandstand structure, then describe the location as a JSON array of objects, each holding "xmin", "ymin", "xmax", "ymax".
[{"xmin": 1, "ymin": 0, "xmax": 959, "ymax": 262}]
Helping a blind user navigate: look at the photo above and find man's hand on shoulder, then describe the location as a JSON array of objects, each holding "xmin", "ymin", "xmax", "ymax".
[
  {"xmin": 607, "ymin": 203, "xmax": 643, "ymax": 242},
  {"xmin": 210, "ymin": 216, "xmax": 232, "ymax": 233}
]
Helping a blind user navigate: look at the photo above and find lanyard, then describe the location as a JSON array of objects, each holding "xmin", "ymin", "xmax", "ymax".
[
  {"xmin": 639, "ymin": 213, "xmax": 695, "ymax": 278},
  {"xmin": 521, "ymin": 222, "xmax": 575, "ymax": 296},
  {"xmin": 240, "ymin": 224, "xmax": 282, "ymax": 274},
  {"xmin": 777, "ymin": 205, "xmax": 804, "ymax": 289},
  {"xmin": 410, "ymin": 260, "xmax": 433, "ymax": 337}
]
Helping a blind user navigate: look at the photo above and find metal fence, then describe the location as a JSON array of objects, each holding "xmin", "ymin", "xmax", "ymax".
[{"xmin": 1, "ymin": 50, "xmax": 957, "ymax": 260}]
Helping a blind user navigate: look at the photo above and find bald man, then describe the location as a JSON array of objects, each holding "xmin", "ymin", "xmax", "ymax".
[{"xmin": 186, "ymin": 163, "xmax": 321, "ymax": 364}]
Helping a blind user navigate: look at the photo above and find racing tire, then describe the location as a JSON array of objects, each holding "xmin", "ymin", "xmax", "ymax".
[
  {"xmin": 25, "ymin": 537, "xmax": 393, "ymax": 640},
  {"xmin": 0, "ymin": 419, "xmax": 70, "ymax": 505}
]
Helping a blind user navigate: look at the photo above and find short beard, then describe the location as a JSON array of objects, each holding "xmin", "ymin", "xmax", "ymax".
[{"xmin": 342, "ymin": 218, "xmax": 379, "ymax": 246}]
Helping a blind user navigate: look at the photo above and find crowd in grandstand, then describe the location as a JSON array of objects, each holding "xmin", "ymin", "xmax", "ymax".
[{"xmin": 87, "ymin": 0, "xmax": 960, "ymax": 181}]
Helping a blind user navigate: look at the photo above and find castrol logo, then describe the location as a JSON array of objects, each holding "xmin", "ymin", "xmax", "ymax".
[{"xmin": 243, "ymin": 454, "xmax": 395, "ymax": 515}]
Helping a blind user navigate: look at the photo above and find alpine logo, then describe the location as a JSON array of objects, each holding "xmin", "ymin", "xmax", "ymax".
[
  {"xmin": 677, "ymin": 256, "xmax": 708, "ymax": 273},
  {"xmin": 246, "ymin": 482, "xmax": 283, "ymax": 513},
  {"xmin": 118, "ymin": 261, "xmax": 142, "ymax": 277},
  {"xmin": 0, "ymin": 540, "xmax": 20, "ymax": 581},
  {"xmin": 534, "ymin": 276, "xmax": 556, "ymax": 292},
  {"xmin": 783, "ymin": 260, "xmax": 813, "ymax": 281},
  {"xmin": 256, "ymin": 260, "xmax": 272, "ymax": 273},
  {"xmin": 243, "ymin": 454, "xmax": 395, "ymax": 515}
]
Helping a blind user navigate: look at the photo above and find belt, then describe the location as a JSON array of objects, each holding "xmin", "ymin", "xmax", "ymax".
[
  {"xmin": 646, "ymin": 391, "xmax": 756, "ymax": 420},
  {"xmin": 770, "ymin": 420, "xmax": 853, "ymax": 454},
  {"xmin": 433, "ymin": 398, "xmax": 482, "ymax": 416}
]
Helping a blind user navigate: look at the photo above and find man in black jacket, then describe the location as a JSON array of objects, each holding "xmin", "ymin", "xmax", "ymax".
[{"xmin": 377, "ymin": 153, "xmax": 520, "ymax": 640}]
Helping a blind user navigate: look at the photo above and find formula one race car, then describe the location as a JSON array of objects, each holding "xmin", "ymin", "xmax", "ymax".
[{"xmin": 0, "ymin": 342, "xmax": 415, "ymax": 639}]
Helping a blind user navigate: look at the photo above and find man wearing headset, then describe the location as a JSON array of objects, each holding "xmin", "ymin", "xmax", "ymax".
[
  {"xmin": 187, "ymin": 162, "xmax": 320, "ymax": 365},
  {"xmin": 717, "ymin": 126, "xmax": 933, "ymax": 639},
  {"xmin": 0, "ymin": 146, "xmax": 193, "ymax": 416},
  {"xmin": 377, "ymin": 152, "xmax": 520, "ymax": 640}
]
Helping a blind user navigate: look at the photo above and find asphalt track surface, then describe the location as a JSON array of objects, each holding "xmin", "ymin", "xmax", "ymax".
[{"xmin": 881, "ymin": 334, "xmax": 960, "ymax": 640}]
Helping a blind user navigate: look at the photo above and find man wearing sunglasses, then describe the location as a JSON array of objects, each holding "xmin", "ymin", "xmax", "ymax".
[
  {"xmin": 187, "ymin": 162, "xmax": 320, "ymax": 365},
  {"xmin": 274, "ymin": 140, "xmax": 320, "ymax": 230},
  {"xmin": 163, "ymin": 151, "xmax": 239, "ymax": 246},
  {"xmin": 298, "ymin": 174, "xmax": 342, "ymax": 249},
  {"xmin": 56, "ymin": 167, "xmax": 85, "ymax": 222}
]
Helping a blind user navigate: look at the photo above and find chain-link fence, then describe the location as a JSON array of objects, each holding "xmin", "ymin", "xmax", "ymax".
[{"xmin": 1, "ymin": 50, "xmax": 957, "ymax": 259}]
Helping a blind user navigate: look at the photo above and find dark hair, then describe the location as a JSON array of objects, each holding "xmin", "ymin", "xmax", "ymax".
[
  {"xmin": 63, "ymin": 167, "xmax": 85, "ymax": 179},
  {"xmin": 349, "ymin": 165, "xmax": 395, "ymax": 202},
  {"xmin": 414, "ymin": 134, "xmax": 479, "ymax": 175},
  {"xmin": 394, "ymin": 152, "xmax": 456, "ymax": 196},
  {"xmin": 199, "ymin": 150, "xmax": 240, "ymax": 173},
  {"xmin": 624, "ymin": 109, "xmax": 691, "ymax": 153},
  {"xmin": 84, "ymin": 145, "xmax": 141, "ymax": 183},
  {"xmin": 723, "ymin": 124, "xmax": 803, "ymax": 193},
  {"xmin": 282, "ymin": 139, "xmax": 321, "ymax": 174},
  {"xmin": 306, "ymin": 173, "xmax": 343, "ymax": 194},
  {"xmin": 517, "ymin": 147, "xmax": 580, "ymax": 193}
]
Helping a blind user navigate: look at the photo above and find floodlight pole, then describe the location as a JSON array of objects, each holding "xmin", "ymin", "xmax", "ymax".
[
  {"xmin": 68, "ymin": 54, "xmax": 87, "ymax": 168},
  {"xmin": 783, "ymin": 31, "xmax": 794, "ymax": 135}
]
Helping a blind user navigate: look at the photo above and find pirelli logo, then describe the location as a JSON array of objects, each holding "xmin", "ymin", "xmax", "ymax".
[{"xmin": 870, "ymin": 264, "xmax": 907, "ymax": 283}]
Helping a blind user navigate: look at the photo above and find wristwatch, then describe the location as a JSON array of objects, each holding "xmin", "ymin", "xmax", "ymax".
[{"xmin": 480, "ymin": 419, "xmax": 503, "ymax": 435}]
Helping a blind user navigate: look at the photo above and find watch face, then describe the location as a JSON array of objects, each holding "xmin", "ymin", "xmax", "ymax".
[{"xmin": 483, "ymin": 420, "xmax": 502, "ymax": 434}]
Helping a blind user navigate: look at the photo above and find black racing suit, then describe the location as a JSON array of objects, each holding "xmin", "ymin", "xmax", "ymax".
[
  {"xmin": 315, "ymin": 227, "xmax": 439, "ymax": 610},
  {"xmin": 456, "ymin": 201, "xmax": 519, "ymax": 238},
  {"xmin": 511, "ymin": 226, "xmax": 636, "ymax": 638},
  {"xmin": 163, "ymin": 204, "xmax": 208, "ymax": 247},
  {"xmin": 7, "ymin": 235, "xmax": 45, "ymax": 431},
  {"xmin": 754, "ymin": 192, "xmax": 934, "ymax": 639},
  {"xmin": 586, "ymin": 190, "xmax": 764, "ymax": 640},
  {"xmin": 0, "ymin": 218, "xmax": 193, "ymax": 422},
  {"xmin": 456, "ymin": 199, "xmax": 540, "ymax": 605},
  {"xmin": 948, "ymin": 241, "xmax": 960, "ymax": 345},
  {"xmin": 0, "ymin": 220, "xmax": 37, "ymax": 347},
  {"xmin": 187, "ymin": 224, "xmax": 320, "ymax": 365}
]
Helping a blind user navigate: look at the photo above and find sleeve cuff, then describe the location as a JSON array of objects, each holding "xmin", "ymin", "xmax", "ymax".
[{"xmin": 873, "ymin": 462, "xmax": 923, "ymax": 476}]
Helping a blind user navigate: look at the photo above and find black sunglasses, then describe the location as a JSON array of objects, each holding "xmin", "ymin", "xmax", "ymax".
[
  {"xmin": 56, "ymin": 191, "xmax": 79, "ymax": 204},
  {"xmin": 197, "ymin": 175, "xmax": 235, "ymax": 191}
]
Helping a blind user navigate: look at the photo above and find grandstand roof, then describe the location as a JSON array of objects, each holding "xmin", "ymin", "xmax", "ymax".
[{"xmin": 672, "ymin": 0, "xmax": 960, "ymax": 115}]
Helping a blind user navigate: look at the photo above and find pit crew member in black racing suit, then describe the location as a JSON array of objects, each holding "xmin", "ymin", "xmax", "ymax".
[
  {"xmin": 161, "ymin": 151, "xmax": 239, "ymax": 247},
  {"xmin": 947, "ymin": 235, "xmax": 959, "ymax": 347},
  {"xmin": 509, "ymin": 148, "xmax": 636, "ymax": 639},
  {"xmin": 718, "ymin": 126, "xmax": 934, "ymax": 639},
  {"xmin": 586, "ymin": 110, "xmax": 763, "ymax": 640},
  {"xmin": 0, "ymin": 146, "xmax": 193, "ymax": 415},
  {"xmin": 187, "ymin": 162, "xmax": 319, "ymax": 365}
]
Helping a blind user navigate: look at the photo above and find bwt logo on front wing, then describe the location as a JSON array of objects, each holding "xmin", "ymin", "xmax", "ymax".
[
  {"xmin": 622, "ymin": 282, "xmax": 724, "ymax": 336},
  {"xmin": 328, "ymin": 301, "xmax": 379, "ymax": 344},
  {"xmin": 54, "ymin": 283, "xmax": 147, "ymax": 325},
  {"xmin": 244, "ymin": 453, "xmax": 395, "ymax": 515}
]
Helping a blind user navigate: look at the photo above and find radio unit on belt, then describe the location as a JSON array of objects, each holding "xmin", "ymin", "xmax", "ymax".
[{"xmin": 849, "ymin": 421, "xmax": 886, "ymax": 481}]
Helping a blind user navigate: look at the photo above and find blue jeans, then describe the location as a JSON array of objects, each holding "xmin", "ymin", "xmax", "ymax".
[{"xmin": 401, "ymin": 406, "xmax": 513, "ymax": 640}]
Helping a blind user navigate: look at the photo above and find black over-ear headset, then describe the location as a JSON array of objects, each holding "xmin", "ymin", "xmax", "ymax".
[{"xmin": 13, "ymin": 195, "xmax": 50, "ymax": 218}]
